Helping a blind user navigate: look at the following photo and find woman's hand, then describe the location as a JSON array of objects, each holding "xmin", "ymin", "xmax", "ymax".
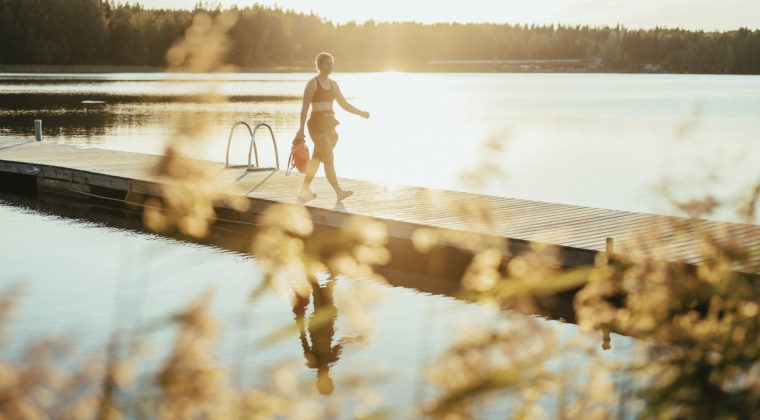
[
  {"xmin": 293, "ymin": 128, "xmax": 305, "ymax": 144},
  {"xmin": 360, "ymin": 110, "xmax": 370, "ymax": 119}
]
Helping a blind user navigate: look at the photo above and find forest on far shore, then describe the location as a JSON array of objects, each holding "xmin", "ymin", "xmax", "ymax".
[{"xmin": 1, "ymin": 0, "xmax": 759, "ymax": 73}]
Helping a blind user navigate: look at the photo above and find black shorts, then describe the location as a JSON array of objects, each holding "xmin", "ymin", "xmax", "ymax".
[{"xmin": 307, "ymin": 111, "xmax": 339, "ymax": 142}]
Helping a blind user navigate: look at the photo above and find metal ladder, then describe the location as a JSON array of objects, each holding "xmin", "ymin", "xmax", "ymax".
[{"xmin": 225, "ymin": 121, "xmax": 280, "ymax": 170}]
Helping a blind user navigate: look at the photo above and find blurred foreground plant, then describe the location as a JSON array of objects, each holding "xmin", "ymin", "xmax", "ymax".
[
  {"xmin": 0, "ymin": 286, "xmax": 142, "ymax": 420},
  {"xmin": 142, "ymin": 10, "xmax": 249, "ymax": 239},
  {"xmin": 407, "ymin": 129, "xmax": 760, "ymax": 418}
]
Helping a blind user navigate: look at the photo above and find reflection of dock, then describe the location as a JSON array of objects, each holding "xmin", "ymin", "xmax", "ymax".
[{"xmin": 1, "ymin": 137, "xmax": 759, "ymax": 275}]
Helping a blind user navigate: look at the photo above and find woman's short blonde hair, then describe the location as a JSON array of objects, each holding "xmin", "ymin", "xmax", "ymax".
[{"xmin": 315, "ymin": 52, "xmax": 334, "ymax": 71}]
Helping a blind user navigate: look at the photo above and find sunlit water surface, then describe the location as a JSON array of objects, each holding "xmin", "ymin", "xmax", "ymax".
[
  {"xmin": 0, "ymin": 201, "xmax": 633, "ymax": 416},
  {"xmin": 1, "ymin": 72, "xmax": 753, "ymax": 414},
  {"xmin": 2, "ymin": 72, "xmax": 759, "ymax": 223}
]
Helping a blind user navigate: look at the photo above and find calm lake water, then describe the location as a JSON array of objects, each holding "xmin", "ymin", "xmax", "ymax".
[
  {"xmin": 2, "ymin": 72, "xmax": 759, "ymax": 222},
  {"xmin": 1, "ymin": 72, "xmax": 750, "ymax": 415},
  {"xmin": 0, "ymin": 195, "xmax": 633, "ymax": 416}
]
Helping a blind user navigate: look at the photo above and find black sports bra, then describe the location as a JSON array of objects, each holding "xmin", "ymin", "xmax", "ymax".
[{"xmin": 311, "ymin": 77, "xmax": 336, "ymax": 103}]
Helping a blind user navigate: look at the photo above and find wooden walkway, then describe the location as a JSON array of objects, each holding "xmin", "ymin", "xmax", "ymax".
[{"xmin": 1, "ymin": 138, "xmax": 759, "ymax": 274}]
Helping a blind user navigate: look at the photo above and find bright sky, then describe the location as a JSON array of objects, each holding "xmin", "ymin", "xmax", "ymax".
[{"xmin": 133, "ymin": 0, "xmax": 760, "ymax": 31}]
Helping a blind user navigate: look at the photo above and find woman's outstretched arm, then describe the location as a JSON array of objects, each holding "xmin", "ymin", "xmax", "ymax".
[{"xmin": 334, "ymin": 81, "xmax": 370, "ymax": 119}]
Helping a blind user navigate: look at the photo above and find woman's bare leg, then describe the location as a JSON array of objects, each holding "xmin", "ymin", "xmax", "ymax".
[
  {"xmin": 313, "ymin": 133, "xmax": 341, "ymax": 192},
  {"xmin": 299, "ymin": 132, "xmax": 352, "ymax": 201},
  {"xmin": 301, "ymin": 157, "xmax": 321, "ymax": 189},
  {"xmin": 299, "ymin": 133, "xmax": 330, "ymax": 199},
  {"xmin": 302, "ymin": 133, "xmax": 351, "ymax": 200},
  {"xmin": 298, "ymin": 156, "xmax": 321, "ymax": 201}
]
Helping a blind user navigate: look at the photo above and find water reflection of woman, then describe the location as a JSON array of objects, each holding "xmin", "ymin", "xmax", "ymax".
[
  {"xmin": 292, "ymin": 275, "xmax": 342, "ymax": 395},
  {"xmin": 296, "ymin": 52, "xmax": 370, "ymax": 202}
]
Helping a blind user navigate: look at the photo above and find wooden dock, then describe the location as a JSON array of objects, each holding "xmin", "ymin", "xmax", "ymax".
[{"xmin": 1, "ymin": 137, "xmax": 759, "ymax": 275}]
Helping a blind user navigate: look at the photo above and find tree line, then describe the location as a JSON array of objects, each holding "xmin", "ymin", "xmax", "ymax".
[{"xmin": 1, "ymin": 0, "xmax": 759, "ymax": 73}]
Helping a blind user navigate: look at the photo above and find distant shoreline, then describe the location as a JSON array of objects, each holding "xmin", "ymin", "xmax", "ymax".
[
  {"xmin": 0, "ymin": 65, "xmax": 307, "ymax": 74},
  {"xmin": 0, "ymin": 64, "xmax": 755, "ymax": 75}
]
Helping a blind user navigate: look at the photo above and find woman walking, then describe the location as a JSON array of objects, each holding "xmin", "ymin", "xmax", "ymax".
[{"xmin": 296, "ymin": 52, "xmax": 370, "ymax": 202}]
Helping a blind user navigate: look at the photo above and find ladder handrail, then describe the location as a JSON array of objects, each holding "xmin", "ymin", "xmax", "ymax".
[
  {"xmin": 225, "ymin": 121, "xmax": 253, "ymax": 168},
  {"xmin": 248, "ymin": 122, "xmax": 280, "ymax": 171},
  {"xmin": 226, "ymin": 121, "xmax": 280, "ymax": 171}
]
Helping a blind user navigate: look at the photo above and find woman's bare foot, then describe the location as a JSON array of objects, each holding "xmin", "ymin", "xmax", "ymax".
[
  {"xmin": 298, "ymin": 188, "xmax": 317, "ymax": 202},
  {"xmin": 336, "ymin": 190, "xmax": 353, "ymax": 202}
]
